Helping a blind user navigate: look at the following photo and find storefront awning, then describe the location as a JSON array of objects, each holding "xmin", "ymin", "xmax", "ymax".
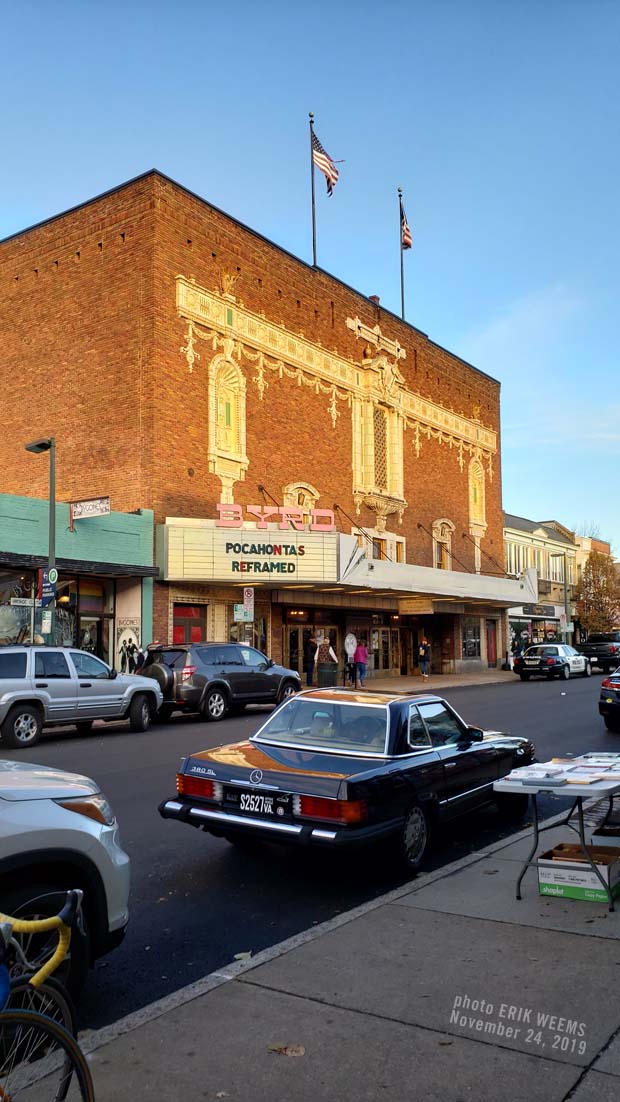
[{"xmin": 0, "ymin": 550, "xmax": 159, "ymax": 578}]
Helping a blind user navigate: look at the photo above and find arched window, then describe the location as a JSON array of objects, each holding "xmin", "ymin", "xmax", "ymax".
[
  {"xmin": 469, "ymin": 459, "xmax": 486, "ymax": 526},
  {"xmin": 432, "ymin": 518, "xmax": 455, "ymax": 570},
  {"xmin": 282, "ymin": 482, "xmax": 320, "ymax": 523},
  {"xmin": 207, "ymin": 354, "xmax": 248, "ymax": 502},
  {"xmin": 215, "ymin": 362, "xmax": 243, "ymax": 455}
]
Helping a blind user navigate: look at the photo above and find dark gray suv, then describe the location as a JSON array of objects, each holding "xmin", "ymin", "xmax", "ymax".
[{"xmin": 142, "ymin": 643, "xmax": 301, "ymax": 722}]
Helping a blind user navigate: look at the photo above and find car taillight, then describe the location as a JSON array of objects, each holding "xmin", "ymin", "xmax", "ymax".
[
  {"xmin": 176, "ymin": 774, "xmax": 223, "ymax": 801},
  {"xmin": 610, "ymin": 645, "xmax": 619, "ymax": 655},
  {"xmin": 546, "ymin": 658, "xmax": 555, "ymax": 665},
  {"xmin": 181, "ymin": 664, "xmax": 197, "ymax": 682},
  {"xmin": 292, "ymin": 794, "xmax": 367, "ymax": 824},
  {"xmin": 601, "ymin": 677, "xmax": 618, "ymax": 690}
]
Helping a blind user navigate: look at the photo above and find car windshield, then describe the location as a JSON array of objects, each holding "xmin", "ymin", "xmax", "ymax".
[
  {"xmin": 525, "ymin": 646, "xmax": 558, "ymax": 657},
  {"xmin": 253, "ymin": 697, "xmax": 388, "ymax": 755}
]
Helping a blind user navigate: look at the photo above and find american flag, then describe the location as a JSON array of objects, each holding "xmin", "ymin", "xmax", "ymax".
[
  {"xmin": 312, "ymin": 130, "xmax": 340, "ymax": 195},
  {"xmin": 400, "ymin": 200, "xmax": 412, "ymax": 249}
]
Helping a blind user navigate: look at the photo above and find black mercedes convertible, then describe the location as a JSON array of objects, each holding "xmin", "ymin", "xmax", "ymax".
[{"xmin": 159, "ymin": 688, "xmax": 535, "ymax": 870}]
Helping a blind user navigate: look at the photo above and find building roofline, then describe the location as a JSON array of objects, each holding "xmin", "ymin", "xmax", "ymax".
[
  {"xmin": 503, "ymin": 512, "xmax": 575, "ymax": 545},
  {"xmin": 0, "ymin": 168, "xmax": 499, "ymax": 388}
]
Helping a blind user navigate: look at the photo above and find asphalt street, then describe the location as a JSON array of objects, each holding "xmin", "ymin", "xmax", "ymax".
[{"xmin": 2, "ymin": 674, "xmax": 612, "ymax": 1030}]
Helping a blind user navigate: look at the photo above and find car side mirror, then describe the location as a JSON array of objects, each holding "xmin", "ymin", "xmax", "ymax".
[
  {"xmin": 268, "ymin": 658, "xmax": 274, "ymax": 667},
  {"xmin": 109, "ymin": 668, "xmax": 118, "ymax": 680},
  {"xmin": 466, "ymin": 725, "xmax": 484, "ymax": 741}
]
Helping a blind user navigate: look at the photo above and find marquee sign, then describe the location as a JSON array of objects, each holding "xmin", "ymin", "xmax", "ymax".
[{"xmin": 158, "ymin": 520, "xmax": 338, "ymax": 584}]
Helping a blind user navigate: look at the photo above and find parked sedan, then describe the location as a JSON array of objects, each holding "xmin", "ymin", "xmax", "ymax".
[
  {"xmin": 513, "ymin": 644, "xmax": 592, "ymax": 682},
  {"xmin": 599, "ymin": 669, "xmax": 620, "ymax": 732},
  {"xmin": 159, "ymin": 689, "xmax": 535, "ymax": 871}
]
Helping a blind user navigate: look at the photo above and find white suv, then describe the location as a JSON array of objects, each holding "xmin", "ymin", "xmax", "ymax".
[
  {"xmin": 0, "ymin": 758, "xmax": 130, "ymax": 995},
  {"xmin": 0, "ymin": 645, "xmax": 163, "ymax": 748}
]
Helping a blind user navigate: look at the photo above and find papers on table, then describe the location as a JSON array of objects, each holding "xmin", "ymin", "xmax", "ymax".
[{"xmin": 505, "ymin": 755, "xmax": 620, "ymax": 787}]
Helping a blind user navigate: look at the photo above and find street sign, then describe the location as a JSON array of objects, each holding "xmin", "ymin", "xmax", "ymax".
[
  {"xmin": 39, "ymin": 569, "xmax": 56, "ymax": 608},
  {"xmin": 243, "ymin": 587, "xmax": 254, "ymax": 617},
  {"xmin": 10, "ymin": 598, "xmax": 41, "ymax": 608},
  {"xmin": 41, "ymin": 610, "xmax": 52, "ymax": 634},
  {"xmin": 233, "ymin": 604, "xmax": 253, "ymax": 622},
  {"xmin": 48, "ymin": 567, "xmax": 58, "ymax": 585}
]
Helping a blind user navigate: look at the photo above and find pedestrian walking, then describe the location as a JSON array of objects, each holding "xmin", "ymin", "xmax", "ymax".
[
  {"xmin": 418, "ymin": 637, "xmax": 431, "ymax": 681},
  {"xmin": 353, "ymin": 639, "xmax": 368, "ymax": 688}
]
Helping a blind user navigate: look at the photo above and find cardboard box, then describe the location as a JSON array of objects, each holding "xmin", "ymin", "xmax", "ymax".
[{"xmin": 538, "ymin": 844, "xmax": 620, "ymax": 902}]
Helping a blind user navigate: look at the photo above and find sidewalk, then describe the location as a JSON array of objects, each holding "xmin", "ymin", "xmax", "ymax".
[
  {"xmin": 366, "ymin": 667, "xmax": 515, "ymax": 692},
  {"xmin": 83, "ymin": 804, "xmax": 620, "ymax": 1101}
]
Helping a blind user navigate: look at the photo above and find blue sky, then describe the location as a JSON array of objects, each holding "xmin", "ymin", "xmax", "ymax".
[{"xmin": 2, "ymin": 1, "xmax": 618, "ymax": 550}]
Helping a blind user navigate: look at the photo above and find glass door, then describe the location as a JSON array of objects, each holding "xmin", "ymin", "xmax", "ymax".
[{"xmin": 288, "ymin": 627, "xmax": 301, "ymax": 675}]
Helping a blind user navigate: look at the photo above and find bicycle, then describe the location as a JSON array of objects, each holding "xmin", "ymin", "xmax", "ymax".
[
  {"xmin": 2, "ymin": 891, "xmax": 82, "ymax": 1038},
  {"xmin": 0, "ymin": 892, "xmax": 94, "ymax": 1100}
]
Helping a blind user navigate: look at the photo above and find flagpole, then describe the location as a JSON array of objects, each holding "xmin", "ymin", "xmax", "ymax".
[
  {"xmin": 398, "ymin": 187, "xmax": 405, "ymax": 321},
  {"xmin": 309, "ymin": 112, "xmax": 317, "ymax": 267}
]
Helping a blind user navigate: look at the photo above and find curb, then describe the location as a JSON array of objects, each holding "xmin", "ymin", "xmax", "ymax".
[{"xmin": 79, "ymin": 796, "xmax": 590, "ymax": 1058}]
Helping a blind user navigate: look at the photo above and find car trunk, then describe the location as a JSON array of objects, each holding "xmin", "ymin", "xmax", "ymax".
[{"xmin": 183, "ymin": 740, "xmax": 384, "ymax": 799}]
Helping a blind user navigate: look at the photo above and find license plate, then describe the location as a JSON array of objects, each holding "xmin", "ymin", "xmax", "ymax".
[
  {"xmin": 525, "ymin": 660, "xmax": 539, "ymax": 666},
  {"xmin": 224, "ymin": 786, "xmax": 291, "ymax": 818}
]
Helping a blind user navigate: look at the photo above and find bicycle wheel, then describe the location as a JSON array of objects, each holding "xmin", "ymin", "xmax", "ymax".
[
  {"xmin": 0, "ymin": 1009, "xmax": 94, "ymax": 1100},
  {"xmin": 7, "ymin": 975, "xmax": 77, "ymax": 1036}
]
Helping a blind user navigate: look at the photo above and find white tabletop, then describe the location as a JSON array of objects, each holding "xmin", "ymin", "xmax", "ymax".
[{"xmin": 494, "ymin": 776, "xmax": 620, "ymax": 797}]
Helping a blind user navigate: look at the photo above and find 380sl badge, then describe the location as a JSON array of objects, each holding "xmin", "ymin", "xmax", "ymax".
[{"xmin": 249, "ymin": 769, "xmax": 263, "ymax": 785}]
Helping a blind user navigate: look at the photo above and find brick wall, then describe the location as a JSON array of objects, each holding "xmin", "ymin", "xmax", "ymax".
[
  {"xmin": 150, "ymin": 174, "xmax": 504, "ymax": 571},
  {"xmin": 0, "ymin": 176, "xmax": 157, "ymax": 513},
  {"xmin": 0, "ymin": 171, "xmax": 504, "ymax": 575}
]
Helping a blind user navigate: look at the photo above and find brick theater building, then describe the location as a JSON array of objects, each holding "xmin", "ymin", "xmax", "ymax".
[{"xmin": 0, "ymin": 171, "xmax": 534, "ymax": 677}]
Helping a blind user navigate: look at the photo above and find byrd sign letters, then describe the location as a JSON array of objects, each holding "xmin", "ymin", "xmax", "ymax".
[{"xmin": 215, "ymin": 504, "xmax": 336, "ymax": 531}]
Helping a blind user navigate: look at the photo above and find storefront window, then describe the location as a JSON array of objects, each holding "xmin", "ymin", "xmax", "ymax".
[
  {"xmin": 0, "ymin": 570, "xmax": 37, "ymax": 644},
  {"xmin": 462, "ymin": 617, "xmax": 481, "ymax": 659}
]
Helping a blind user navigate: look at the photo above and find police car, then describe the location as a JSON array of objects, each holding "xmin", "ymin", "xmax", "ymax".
[{"xmin": 513, "ymin": 644, "xmax": 592, "ymax": 681}]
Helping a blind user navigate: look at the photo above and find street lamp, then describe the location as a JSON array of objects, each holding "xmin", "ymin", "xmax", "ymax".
[{"xmin": 24, "ymin": 436, "xmax": 56, "ymax": 643}]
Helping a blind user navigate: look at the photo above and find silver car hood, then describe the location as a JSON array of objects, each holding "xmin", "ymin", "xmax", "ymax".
[{"xmin": 0, "ymin": 760, "xmax": 99, "ymax": 801}]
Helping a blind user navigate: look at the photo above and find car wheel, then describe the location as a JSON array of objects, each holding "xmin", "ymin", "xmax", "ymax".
[
  {"xmin": 604, "ymin": 716, "xmax": 620, "ymax": 733},
  {"xmin": 495, "ymin": 791, "xmax": 529, "ymax": 822},
  {"xmin": 519, "ymin": 673, "xmax": 530, "ymax": 681},
  {"xmin": 278, "ymin": 680, "xmax": 298, "ymax": 704},
  {"xmin": 399, "ymin": 802, "xmax": 431, "ymax": 872},
  {"xmin": 76, "ymin": 720, "xmax": 94, "ymax": 736},
  {"xmin": 129, "ymin": 693, "xmax": 151, "ymax": 732},
  {"xmin": 1, "ymin": 704, "xmax": 43, "ymax": 749},
  {"xmin": 203, "ymin": 687, "xmax": 228, "ymax": 722},
  {"xmin": 561, "ymin": 665, "xmax": 570, "ymax": 680},
  {"xmin": 0, "ymin": 884, "xmax": 90, "ymax": 1000},
  {"xmin": 583, "ymin": 661, "xmax": 592, "ymax": 678}
]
